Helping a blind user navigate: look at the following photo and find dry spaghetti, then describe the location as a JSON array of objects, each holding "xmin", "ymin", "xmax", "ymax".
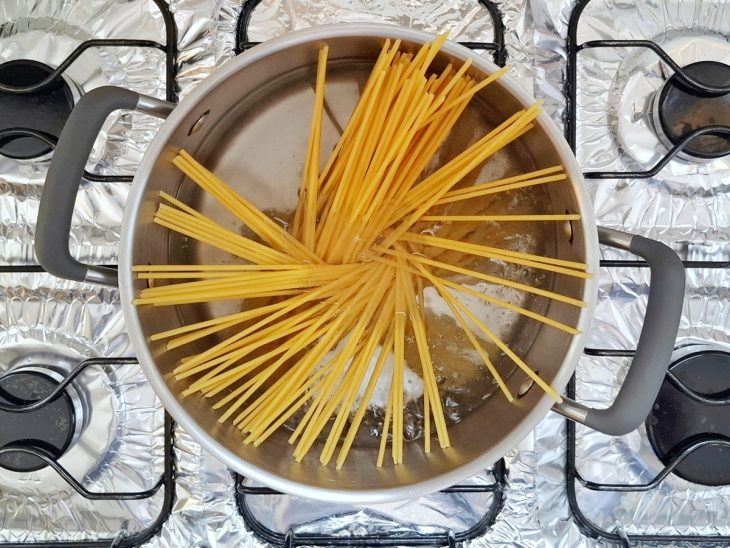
[{"xmin": 133, "ymin": 35, "xmax": 591, "ymax": 468}]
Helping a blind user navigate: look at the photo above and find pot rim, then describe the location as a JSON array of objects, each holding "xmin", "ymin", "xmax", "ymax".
[{"xmin": 119, "ymin": 23, "xmax": 599, "ymax": 503}]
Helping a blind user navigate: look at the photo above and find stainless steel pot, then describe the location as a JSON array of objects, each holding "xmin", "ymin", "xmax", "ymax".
[{"xmin": 34, "ymin": 24, "xmax": 686, "ymax": 503}]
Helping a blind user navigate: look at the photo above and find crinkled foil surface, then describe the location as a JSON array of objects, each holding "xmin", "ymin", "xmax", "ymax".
[
  {"xmin": 1, "ymin": 0, "xmax": 728, "ymax": 546},
  {"xmin": 0, "ymin": 0, "xmax": 186, "ymax": 544},
  {"xmin": 0, "ymin": 272, "xmax": 166, "ymax": 543},
  {"xmin": 0, "ymin": 0, "xmax": 170, "ymax": 265},
  {"xmin": 532, "ymin": 0, "xmax": 730, "ymax": 545}
]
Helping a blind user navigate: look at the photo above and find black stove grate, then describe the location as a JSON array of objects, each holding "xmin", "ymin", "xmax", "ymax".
[
  {"xmin": 0, "ymin": 356, "xmax": 176, "ymax": 548},
  {"xmin": 235, "ymin": 460, "xmax": 506, "ymax": 548},
  {"xmin": 0, "ymin": 0, "xmax": 177, "ymax": 269},
  {"xmin": 565, "ymin": 2, "xmax": 730, "ymax": 177},
  {"xmin": 564, "ymin": 0, "xmax": 730, "ymax": 545},
  {"xmin": 0, "ymin": 1, "xmax": 178, "ymax": 545},
  {"xmin": 235, "ymin": 0, "xmax": 507, "ymax": 66},
  {"xmin": 233, "ymin": 2, "xmax": 508, "ymax": 545},
  {"xmin": 0, "ymin": 0, "xmax": 177, "ymax": 182},
  {"xmin": 567, "ymin": 343, "xmax": 730, "ymax": 546}
]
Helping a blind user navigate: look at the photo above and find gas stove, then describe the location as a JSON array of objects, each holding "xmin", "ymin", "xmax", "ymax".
[{"xmin": 0, "ymin": 1, "xmax": 728, "ymax": 546}]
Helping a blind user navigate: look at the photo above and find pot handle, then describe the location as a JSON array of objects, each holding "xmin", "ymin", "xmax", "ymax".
[
  {"xmin": 35, "ymin": 86, "xmax": 174, "ymax": 286},
  {"xmin": 552, "ymin": 227, "xmax": 685, "ymax": 436}
]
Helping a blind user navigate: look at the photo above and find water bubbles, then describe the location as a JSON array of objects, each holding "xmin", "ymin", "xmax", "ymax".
[
  {"xmin": 403, "ymin": 401, "xmax": 423, "ymax": 441},
  {"xmin": 444, "ymin": 395, "xmax": 461, "ymax": 422},
  {"xmin": 272, "ymin": 216, "xmax": 289, "ymax": 229},
  {"xmin": 420, "ymin": 224, "xmax": 441, "ymax": 236}
]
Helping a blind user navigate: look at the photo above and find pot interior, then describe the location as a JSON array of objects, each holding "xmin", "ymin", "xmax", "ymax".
[{"xmin": 130, "ymin": 33, "xmax": 589, "ymax": 495}]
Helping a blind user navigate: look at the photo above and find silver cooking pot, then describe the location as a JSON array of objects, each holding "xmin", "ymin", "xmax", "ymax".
[{"xmin": 35, "ymin": 24, "xmax": 685, "ymax": 503}]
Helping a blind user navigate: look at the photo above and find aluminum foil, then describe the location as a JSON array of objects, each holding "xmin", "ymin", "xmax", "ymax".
[
  {"xmin": 238, "ymin": 472, "xmax": 495, "ymax": 535},
  {"xmin": 543, "ymin": 266, "xmax": 730, "ymax": 543},
  {"xmin": 217, "ymin": 0, "xmax": 536, "ymax": 85},
  {"xmin": 532, "ymin": 0, "xmax": 730, "ymax": 544},
  {"xmin": 0, "ymin": 0, "xmax": 169, "ymax": 264},
  {"xmin": 533, "ymin": 0, "xmax": 730, "ymax": 254},
  {"xmin": 4, "ymin": 0, "xmax": 728, "ymax": 546},
  {"xmin": 0, "ymin": 271, "xmax": 166, "ymax": 544},
  {"xmin": 0, "ymin": 0, "xmax": 211, "ymax": 544}
]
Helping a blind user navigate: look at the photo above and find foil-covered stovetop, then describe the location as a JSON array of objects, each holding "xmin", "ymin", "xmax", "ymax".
[{"xmin": 1, "ymin": 0, "xmax": 728, "ymax": 546}]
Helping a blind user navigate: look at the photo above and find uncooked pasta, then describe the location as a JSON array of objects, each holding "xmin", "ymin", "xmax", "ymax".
[{"xmin": 133, "ymin": 35, "xmax": 590, "ymax": 468}]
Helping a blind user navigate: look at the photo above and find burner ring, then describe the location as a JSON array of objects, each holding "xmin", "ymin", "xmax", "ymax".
[
  {"xmin": 0, "ymin": 366, "xmax": 84, "ymax": 472},
  {"xmin": 651, "ymin": 60, "xmax": 730, "ymax": 161},
  {"xmin": 646, "ymin": 345, "xmax": 730, "ymax": 486},
  {"xmin": 0, "ymin": 60, "xmax": 81, "ymax": 161}
]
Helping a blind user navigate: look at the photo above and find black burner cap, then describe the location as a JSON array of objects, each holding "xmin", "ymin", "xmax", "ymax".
[
  {"xmin": 656, "ymin": 60, "xmax": 730, "ymax": 159},
  {"xmin": 646, "ymin": 349, "xmax": 730, "ymax": 486},
  {"xmin": 0, "ymin": 369, "xmax": 76, "ymax": 472},
  {"xmin": 0, "ymin": 60, "xmax": 76, "ymax": 160}
]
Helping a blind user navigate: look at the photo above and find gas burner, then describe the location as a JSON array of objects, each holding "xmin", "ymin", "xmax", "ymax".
[
  {"xmin": 0, "ymin": 342, "xmax": 120, "ymax": 496},
  {"xmin": 615, "ymin": 34, "xmax": 730, "ymax": 174},
  {"xmin": 0, "ymin": 60, "xmax": 80, "ymax": 161},
  {"xmin": 652, "ymin": 61, "xmax": 730, "ymax": 161},
  {"xmin": 646, "ymin": 346, "xmax": 730, "ymax": 487},
  {"xmin": 0, "ymin": 366, "xmax": 84, "ymax": 472}
]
